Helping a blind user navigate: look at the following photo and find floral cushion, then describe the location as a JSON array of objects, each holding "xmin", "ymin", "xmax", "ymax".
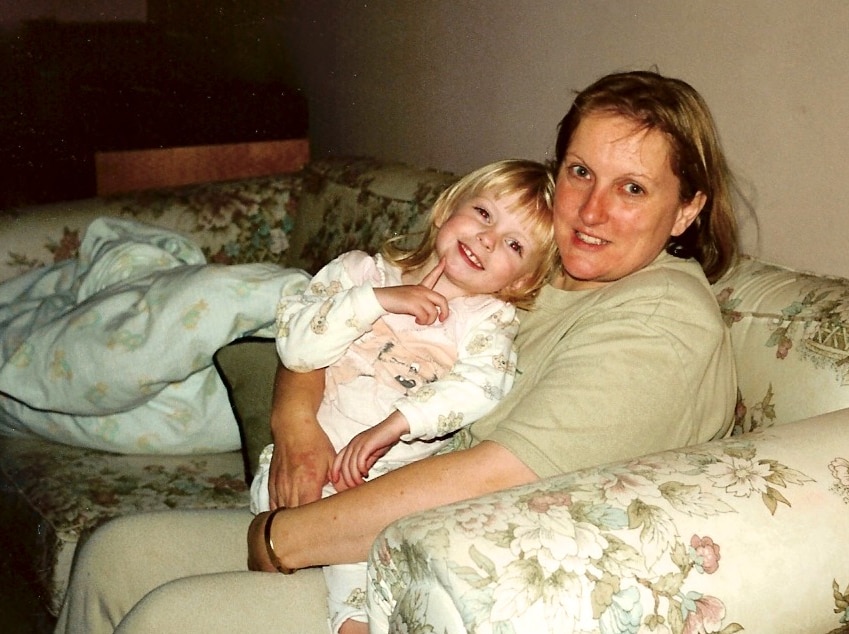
[
  {"xmin": 713, "ymin": 256, "xmax": 849, "ymax": 434},
  {"xmin": 109, "ymin": 173, "xmax": 302, "ymax": 267},
  {"xmin": 0, "ymin": 435, "xmax": 249, "ymax": 616},
  {"xmin": 287, "ymin": 156, "xmax": 457, "ymax": 273}
]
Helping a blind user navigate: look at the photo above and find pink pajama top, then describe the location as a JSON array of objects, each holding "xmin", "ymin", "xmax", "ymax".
[{"xmin": 275, "ymin": 250, "xmax": 519, "ymax": 468}]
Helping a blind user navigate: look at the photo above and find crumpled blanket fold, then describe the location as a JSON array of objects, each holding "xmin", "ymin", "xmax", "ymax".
[{"xmin": 0, "ymin": 217, "xmax": 309, "ymax": 454}]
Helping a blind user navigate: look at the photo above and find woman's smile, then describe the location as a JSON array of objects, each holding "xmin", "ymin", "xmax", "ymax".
[{"xmin": 573, "ymin": 230, "xmax": 609, "ymax": 247}]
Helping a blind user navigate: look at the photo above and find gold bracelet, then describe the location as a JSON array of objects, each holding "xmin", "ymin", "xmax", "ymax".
[{"xmin": 264, "ymin": 507, "xmax": 295, "ymax": 574}]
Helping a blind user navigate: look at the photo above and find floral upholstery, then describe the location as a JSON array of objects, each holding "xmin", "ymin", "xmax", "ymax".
[
  {"xmin": 369, "ymin": 408, "xmax": 849, "ymax": 633},
  {"xmin": 0, "ymin": 157, "xmax": 456, "ymax": 284},
  {"xmin": 287, "ymin": 156, "xmax": 457, "ymax": 273},
  {"xmin": 715, "ymin": 256, "xmax": 849, "ymax": 432},
  {"xmin": 0, "ymin": 157, "xmax": 456, "ymax": 618},
  {"xmin": 2, "ymin": 157, "xmax": 848, "ymax": 630},
  {"xmin": 0, "ymin": 437, "xmax": 249, "ymax": 616},
  {"xmin": 0, "ymin": 172, "xmax": 302, "ymax": 285}
]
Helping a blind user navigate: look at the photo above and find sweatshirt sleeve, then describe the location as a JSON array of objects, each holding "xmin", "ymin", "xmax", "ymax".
[
  {"xmin": 395, "ymin": 301, "xmax": 519, "ymax": 441},
  {"xmin": 275, "ymin": 251, "xmax": 387, "ymax": 371}
]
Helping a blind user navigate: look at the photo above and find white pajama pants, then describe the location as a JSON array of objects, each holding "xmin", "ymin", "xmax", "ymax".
[{"xmin": 251, "ymin": 444, "xmax": 369, "ymax": 633}]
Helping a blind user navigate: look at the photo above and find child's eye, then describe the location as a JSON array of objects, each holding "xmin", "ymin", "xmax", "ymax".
[
  {"xmin": 507, "ymin": 239, "xmax": 524, "ymax": 256},
  {"xmin": 475, "ymin": 206, "xmax": 491, "ymax": 221}
]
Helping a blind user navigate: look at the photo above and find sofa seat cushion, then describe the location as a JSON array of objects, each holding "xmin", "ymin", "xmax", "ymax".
[
  {"xmin": 0, "ymin": 435, "xmax": 249, "ymax": 616},
  {"xmin": 713, "ymin": 256, "xmax": 849, "ymax": 433}
]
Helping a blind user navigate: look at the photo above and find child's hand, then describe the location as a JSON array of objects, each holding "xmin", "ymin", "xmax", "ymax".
[
  {"xmin": 374, "ymin": 258, "xmax": 448, "ymax": 324},
  {"xmin": 331, "ymin": 412, "xmax": 410, "ymax": 490}
]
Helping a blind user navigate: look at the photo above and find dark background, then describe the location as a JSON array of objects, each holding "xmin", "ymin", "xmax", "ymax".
[{"xmin": 0, "ymin": 1, "xmax": 307, "ymax": 208}]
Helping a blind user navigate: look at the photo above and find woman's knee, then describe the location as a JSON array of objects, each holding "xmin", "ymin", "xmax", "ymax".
[
  {"xmin": 70, "ymin": 514, "xmax": 148, "ymax": 596},
  {"xmin": 58, "ymin": 516, "xmax": 155, "ymax": 634},
  {"xmin": 116, "ymin": 571, "xmax": 331, "ymax": 634},
  {"xmin": 114, "ymin": 577, "xmax": 200, "ymax": 633},
  {"xmin": 61, "ymin": 510, "xmax": 252, "ymax": 632}
]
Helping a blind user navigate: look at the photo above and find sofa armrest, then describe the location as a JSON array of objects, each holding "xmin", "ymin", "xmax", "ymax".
[{"xmin": 368, "ymin": 409, "xmax": 849, "ymax": 633}]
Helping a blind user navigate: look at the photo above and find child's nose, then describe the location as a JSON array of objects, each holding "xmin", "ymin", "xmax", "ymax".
[{"xmin": 477, "ymin": 230, "xmax": 495, "ymax": 250}]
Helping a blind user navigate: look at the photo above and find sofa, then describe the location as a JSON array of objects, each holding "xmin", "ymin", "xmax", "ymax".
[{"xmin": 1, "ymin": 157, "xmax": 848, "ymax": 633}]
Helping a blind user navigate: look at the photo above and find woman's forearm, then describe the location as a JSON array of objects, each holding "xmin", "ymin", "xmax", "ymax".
[
  {"xmin": 250, "ymin": 440, "xmax": 538, "ymax": 570},
  {"xmin": 270, "ymin": 361, "xmax": 325, "ymax": 434},
  {"xmin": 267, "ymin": 363, "xmax": 335, "ymax": 508}
]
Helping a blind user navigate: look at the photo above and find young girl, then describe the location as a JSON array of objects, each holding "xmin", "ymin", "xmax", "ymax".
[{"xmin": 250, "ymin": 159, "xmax": 557, "ymax": 634}]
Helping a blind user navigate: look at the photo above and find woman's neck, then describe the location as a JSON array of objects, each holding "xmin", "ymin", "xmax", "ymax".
[{"xmin": 550, "ymin": 270, "xmax": 606, "ymax": 292}]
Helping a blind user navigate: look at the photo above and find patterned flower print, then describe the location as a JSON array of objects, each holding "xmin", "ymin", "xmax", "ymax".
[
  {"xmin": 688, "ymin": 535, "xmax": 720, "ymax": 574},
  {"xmin": 369, "ymin": 431, "xmax": 834, "ymax": 633},
  {"xmin": 704, "ymin": 455, "xmax": 772, "ymax": 497}
]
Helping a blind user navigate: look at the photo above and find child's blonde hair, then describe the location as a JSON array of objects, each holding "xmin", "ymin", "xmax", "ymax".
[{"xmin": 382, "ymin": 159, "xmax": 558, "ymax": 310}]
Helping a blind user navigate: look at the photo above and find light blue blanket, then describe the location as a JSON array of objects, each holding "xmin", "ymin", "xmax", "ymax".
[{"xmin": 0, "ymin": 217, "xmax": 309, "ymax": 454}]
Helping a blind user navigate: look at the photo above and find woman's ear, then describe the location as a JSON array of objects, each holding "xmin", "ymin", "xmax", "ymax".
[{"xmin": 671, "ymin": 191, "xmax": 707, "ymax": 237}]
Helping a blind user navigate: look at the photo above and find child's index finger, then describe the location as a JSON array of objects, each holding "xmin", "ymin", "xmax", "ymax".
[{"xmin": 420, "ymin": 258, "xmax": 446, "ymax": 289}]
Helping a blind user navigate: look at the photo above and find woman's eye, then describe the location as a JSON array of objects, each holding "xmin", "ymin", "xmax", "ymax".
[
  {"xmin": 569, "ymin": 165, "xmax": 590, "ymax": 179},
  {"xmin": 625, "ymin": 183, "xmax": 645, "ymax": 195},
  {"xmin": 475, "ymin": 206, "xmax": 491, "ymax": 221}
]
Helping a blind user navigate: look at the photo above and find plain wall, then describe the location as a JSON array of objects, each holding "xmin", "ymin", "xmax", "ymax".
[{"xmin": 279, "ymin": 0, "xmax": 849, "ymax": 278}]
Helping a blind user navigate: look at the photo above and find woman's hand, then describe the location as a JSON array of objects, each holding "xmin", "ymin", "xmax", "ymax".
[
  {"xmin": 251, "ymin": 441, "xmax": 540, "ymax": 571},
  {"xmin": 331, "ymin": 411, "xmax": 409, "ymax": 490},
  {"xmin": 267, "ymin": 363, "xmax": 335, "ymax": 509},
  {"xmin": 374, "ymin": 258, "xmax": 448, "ymax": 325}
]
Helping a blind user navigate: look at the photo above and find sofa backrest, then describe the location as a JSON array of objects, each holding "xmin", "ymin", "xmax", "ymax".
[
  {"xmin": 0, "ymin": 156, "xmax": 457, "ymax": 284},
  {"xmin": 0, "ymin": 172, "xmax": 304, "ymax": 283},
  {"xmin": 712, "ymin": 256, "xmax": 849, "ymax": 432},
  {"xmin": 286, "ymin": 156, "xmax": 458, "ymax": 274},
  {"xmin": 4, "ymin": 156, "xmax": 849, "ymax": 433}
]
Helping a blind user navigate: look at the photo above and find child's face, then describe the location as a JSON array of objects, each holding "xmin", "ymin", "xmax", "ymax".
[{"xmin": 433, "ymin": 191, "xmax": 543, "ymax": 299}]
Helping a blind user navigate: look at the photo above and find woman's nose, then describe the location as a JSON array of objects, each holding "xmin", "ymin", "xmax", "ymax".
[{"xmin": 579, "ymin": 188, "xmax": 608, "ymax": 225}]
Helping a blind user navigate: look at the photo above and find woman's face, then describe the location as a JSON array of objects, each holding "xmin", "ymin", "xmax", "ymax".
[{"xmin": 553, "ymin": 113, "xmax": 705, "ymax": 291}]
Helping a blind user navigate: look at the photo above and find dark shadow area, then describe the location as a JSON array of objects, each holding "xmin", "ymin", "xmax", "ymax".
[{"xmin": 0, "ymin": 8, "xmax": 306, "ymax": 208}]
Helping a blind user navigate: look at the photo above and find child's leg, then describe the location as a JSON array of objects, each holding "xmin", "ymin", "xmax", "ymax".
[
  {"xmin": 323, "ymin": 562, "xmax": 369, "ymax": 634},
  {"xmin": 339, "ymin": 618, "xmax": 368, "ymax": 634}
]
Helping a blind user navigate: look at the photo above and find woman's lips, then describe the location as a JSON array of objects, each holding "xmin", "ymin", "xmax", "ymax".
[{"xmin": 575, "ymin": 230, "xmax": 608, "ymax": 246}]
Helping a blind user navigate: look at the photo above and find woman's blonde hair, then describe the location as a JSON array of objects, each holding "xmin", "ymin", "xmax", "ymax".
[
  {"xmin": 555, "ymin": 70, "xmax": 740, "ymax": 282},
  {"xmin": 383, "ymin": 159, "xmax": 558, "ymax": 310}
]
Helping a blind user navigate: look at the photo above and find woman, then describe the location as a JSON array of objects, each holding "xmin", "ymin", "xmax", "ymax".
[{"xmin": 55, "ymin": 70, "xmax": 739, "ymax": 633}]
